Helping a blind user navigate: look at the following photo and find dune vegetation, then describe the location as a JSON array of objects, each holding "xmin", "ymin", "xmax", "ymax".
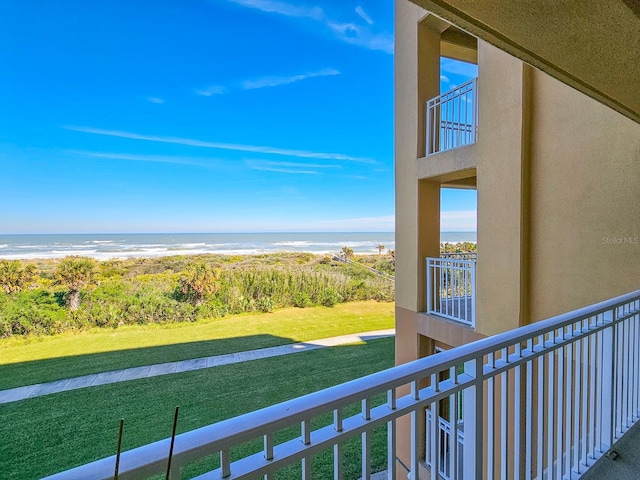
[{"xmin": 0, "ymin": 252, "xmax": 395, "ymax": 338}]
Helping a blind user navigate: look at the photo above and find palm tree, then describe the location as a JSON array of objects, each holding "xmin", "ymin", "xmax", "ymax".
[
  {"xmin": 377, "ymin": 244, "xmax": 385, "ymax": 255},
  {"xmin": 180, "ymin": 262, "xmax": 221, "ymax": 305},
  {"xmin": 0, "ymin": 260, "xmax": 36, "ymax": 293},
  {"xmin": 55, "ymin": 256, "xmax": 97, "ymax": 310},
  {"xmin": 340, "ymin": 246, "xmax": 354, "ymax": 260}
]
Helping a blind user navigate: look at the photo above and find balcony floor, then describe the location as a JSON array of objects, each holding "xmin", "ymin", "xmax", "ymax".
[{"xmin": 580, "ymin": 421, "xmax": 640, "ymax": 480}]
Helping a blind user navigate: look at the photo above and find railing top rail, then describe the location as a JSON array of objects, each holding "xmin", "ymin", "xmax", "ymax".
[
  {"xmin": 44, "ymin": 288, "xmax": 640, "ymax": 480},
  {"xmin": 427, "ymin": 256, "xmax": 476, "ymax": 267},
  {"xmin": 426, "ymin": 76, "xmax": 477, "ymax": 107}
]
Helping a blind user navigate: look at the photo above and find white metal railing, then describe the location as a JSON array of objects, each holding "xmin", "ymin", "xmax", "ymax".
[
  {"xmin": 427, "ymin": 256, "xmax": 476, "ymax": 326},
  {"xmin": 426, "ymin": 77, "xmax": 478, "ymax": 156},
  {"xmin": 44, "ymin": 290, "xmax": 640, "ymax": 480},
  {"xmin": 426, "ymin": 410, "xmax": 464, "ymax": 480}
]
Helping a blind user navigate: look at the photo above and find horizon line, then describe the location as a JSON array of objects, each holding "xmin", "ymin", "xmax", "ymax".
[{"xmin": 0, "ymin": 230, "xmax": 477, "ymax": 236}]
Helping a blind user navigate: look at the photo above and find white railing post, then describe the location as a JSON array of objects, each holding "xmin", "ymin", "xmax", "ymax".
[
  {"xmin": 426, "ymin": 258, "xmax": 433, "ymax": 314},
  {"xmin": 463, "ymin": 357, "xmax": 483, "ymax": 480},
  {"xmin": 601, "ymin": 310, "xmax": 615, "ymax": 453},
  {"xmin": 426, "ymin": 99, "xmax": 432, "ymax": 156},
  {"xmin": 470, "ymin": 260, "xmax": 476, "ymax": 327}
]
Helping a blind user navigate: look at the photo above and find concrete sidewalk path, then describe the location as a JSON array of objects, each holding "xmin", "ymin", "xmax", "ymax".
[{"xmin": 0, "ymin": 329, "xmax": 394, "ymax": 405}]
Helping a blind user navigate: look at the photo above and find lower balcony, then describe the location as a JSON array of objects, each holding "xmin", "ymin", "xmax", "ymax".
[
  {"xmin": 45, "ymin": 290, "xmax": 640, "ymax": 480},
  {"xmin": 426, "ymin": 254, "xmax": 476, "ymax": 327}
]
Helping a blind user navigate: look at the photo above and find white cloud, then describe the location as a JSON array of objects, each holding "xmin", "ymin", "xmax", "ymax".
[
  {"xmin": 224, "ymin": 0, "xmax": 392, "ymax": 54},
  {"xmin": 261, "ymin": 160, "xmax": 340, "ymax": 168},
  {"xmin": 242, "ymin": 68, "xmax": 339, "ymax": 90},
  {"xmin": 195, "ymin": 85, "xmax": 226, "ymax": 96},
  {"xmin": 245, "ymin": 159, "xmax": 341, "ymax": 174},
  {"xmin": 440, "ymin": 74, "xmax": 450, "ymax": 83},
  {"xmin": 68, "ymin": 150, "xmax": 210, "ymax": 167},
  {"xmin": 63, "ymin": 126, "xmax": 375, "ymax": 163},
  {"xmin": 147, "ymin": 97, "xmax": 165, "ymax": 104},
  {"xmin": 355, "ymin": 6, "xmax": 373, "ymax": 25},
  {"xmin": 326, "ymin": 21, "xmax": 393, "ymax": 53},
  {"xmin": 249, "ymin": 166, "xmax": 319, "ymax": 175},
  {"xmin": 441, "ymin": 210, "xmax": 477, "ymax": 231},
  {"xmin": 225, "ymin": 0, "xmax": 323, "ymax": 20}
]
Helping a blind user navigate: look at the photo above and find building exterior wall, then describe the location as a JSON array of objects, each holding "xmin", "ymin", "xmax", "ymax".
[
  {"xmin": 395, "ymin": 0, "xmax": 640, "ymax": 472},
  {"xmin": 527, "ymin": 69, "xmax": 640, "ymax": 322}
]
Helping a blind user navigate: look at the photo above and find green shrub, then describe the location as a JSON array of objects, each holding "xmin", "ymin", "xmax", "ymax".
[
  {"xmin": 293, "ymin": 292, "xmax": 311, "ymax": 308},
  {"xmin": 321, "ymin": 288, "xmax": 341, "ymax": 307},
  {"xmin": 256, "ymin": 296, "xmax": 274, "ymax": 313}
]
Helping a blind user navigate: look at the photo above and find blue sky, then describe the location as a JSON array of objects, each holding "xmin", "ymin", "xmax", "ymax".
[{"xmin": 0, "ymin": 0, "xmax": 477, "ymax": 234}]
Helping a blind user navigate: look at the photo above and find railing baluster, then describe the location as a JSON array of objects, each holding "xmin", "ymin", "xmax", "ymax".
[
  {"xmin": 439, "ymin": 261, "xmax": 445, "ymax": 317},
  {"xmin": 487, "ymin": 352, "xmax": 495, "ymax": 479},
  {"xmin": 301, "ymin": 419, "xmax": 311, "ymax": 480},
  {"xmin": 463, "ymin": 357, "xmax": 483, "ymax": 480},
  {"xmin": 362, "ymin": 398, "xmax": 371, "ymax": 480},
  {"xmin": 334, "ymin": 409, "xmax": 343, "ymax": 480},
  {"xmin": 500, "ymin": 350, "xmax": 508, "ymax": 480},
  {"xmin": 580, "ymin": 319, "xmax": 589, "ymax": 470},
  {"xmin": 537, "ymin": 337, "xmax": 544, "ymax": 478},
  {"xmin": 220, "ymin": 449, "xmax": 231, "ymax": 478},
  {"xmin": 514, "ymin": 343, "xmax": 521, "ymax": 480},
  {"xmin": 387, "ymin": 389, "xmax": 397, "ymax": 480},
  {"xmin": 525, "ymin": 339, "xmax": 533, "ymax": 480},
  {"xmin": 410, "ymin": 380, "xmax": 420, "ymax": 480},
  {"xmin": 565, "ymin": 334, "xmax": 573, "ymax": 476},
  {"xmin": 426, "ymin": 259, "xmax": 432, "ymax": 314},
  {"xmin": 636, "ymin": 300, "xmax": 639, "ymax": 418},
  {"xmin": 263, "ymin": 432, "xmax": 274, "ymax": 480},
  {"xmin": 589, "ymin": 318, "xmax": 597, "ymax": 460},
  {"xmin": 449, "ymin": 366, "xmax": 458, "ymax": 479},
  {"xmin": 547, "ymin": 336, "xmax": 555, "ymax": 479},
  {"xmin": 626, "ymin": 316, "xmax": 633, "ymax": 427},
  {"xmin": 556, "ymin": 342, "xmax": 564, "ymax": 479},
  {"xmin": 573, "ymin": 322, "xmax": 583, "ymax": 474}
]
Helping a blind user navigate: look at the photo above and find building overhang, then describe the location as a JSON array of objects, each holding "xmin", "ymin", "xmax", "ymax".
[{"xmin": 410, "ymin": 0, "xmax": 640, "ymax": 125}]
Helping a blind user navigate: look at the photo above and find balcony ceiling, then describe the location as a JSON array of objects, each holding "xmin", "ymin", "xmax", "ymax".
[{"xmin": 410, "ymin": 0, "xmax": 640, "ymax": 125}]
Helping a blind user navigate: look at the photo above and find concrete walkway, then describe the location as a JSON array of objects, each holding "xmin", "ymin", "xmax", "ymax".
[
  {"xmin": 0, "ymin": 329, "xmax": 394, "ymax": 405},
  {"xmin": 580, "ymin": 420, "xmax": 640, "ymax": 480}
]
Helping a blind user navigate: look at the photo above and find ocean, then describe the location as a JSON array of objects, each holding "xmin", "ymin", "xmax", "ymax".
[{"xmin": 0, "ymin": 232, "xmax": 477, "ymax": 260}]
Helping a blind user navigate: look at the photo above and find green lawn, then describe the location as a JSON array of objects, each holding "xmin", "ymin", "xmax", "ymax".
[
  {"xmin": 0, "ymin": 337, "xmax": 395, "ymax": 480},
  {"xmin": 0, "ymin": 301, "xmax": 394, "ymax": 390}
]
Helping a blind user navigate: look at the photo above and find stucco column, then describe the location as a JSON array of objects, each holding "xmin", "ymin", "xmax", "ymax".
[{"xmin": 475, "ymin": 41, "xmax": 531, "ymax": 335}]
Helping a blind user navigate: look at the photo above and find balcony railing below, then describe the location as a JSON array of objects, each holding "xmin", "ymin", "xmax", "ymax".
[
  {"xmin": 426, "ymin": 77, "xmax": 478, "ymax": 156},
  {"xmin": 44, "ymin": 290, "xmax": 640, "ymax": 480},
  {"xmin": 426, "ymin": 255, "xmax": 476, "ymax": 326},
  {"xmin": 426, "ymin": 410, "xmax": 464, "ymax": 480}
]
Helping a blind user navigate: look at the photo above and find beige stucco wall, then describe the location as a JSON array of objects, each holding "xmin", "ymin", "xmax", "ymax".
[
  {"xmin": 474, "ymin": 41, "xmax": 530, "ymax": 335},
  {"xmin": 395, "ymin": 0, "xmax": 441, "ymax": 314},
  {"xmin": 527, "ymin": 70, "xmax": 640, "ymax": 321}
]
